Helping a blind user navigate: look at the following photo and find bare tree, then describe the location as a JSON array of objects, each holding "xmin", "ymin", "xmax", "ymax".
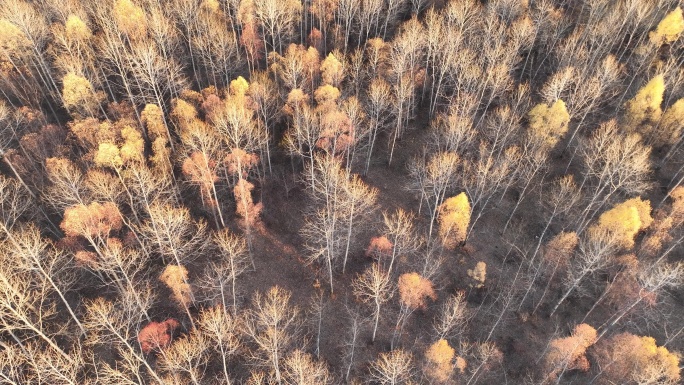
[
  {"xmin": 84, "ymin": 297, "xmax": 163, "ymax": 383},
  {"xmin": 433, "ymin": 291, "xmax": 470, "ymax": 341},
  {"xmin": 157, "ymin": 330, "xmax": 210, "ymax": 385},
  {"xmin": 243, "ymin": 286, "xmax": 301, "ymax": 385},
  {"xmin": 282, "ymin": 349, "xmax": 333, "ymax": 385},
  {"xmin": 408, "ymin": 151, "xmax": 458, "ymax": 240},
  {"xmin": 197, "ymin": 305, "xmax": 240, "ymax": 385},
  {"xmin": 549, "ymin": 228, "xmax": 618, "ymax": 317},
  {"xmin": 368, "ymin": 349, "xmax": 414, "ymax": 385},
  {"xmin": 140, "ymin": 203, "xmax": 210, "ymax": 266},
  {"xmin": 352, "ymin": 263, "xmax": 393, "ymax": 342}
]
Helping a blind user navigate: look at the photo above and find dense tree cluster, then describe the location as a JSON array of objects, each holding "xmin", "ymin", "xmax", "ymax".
[{"xmin": 0, "ymin": 0, "xmax": 683, "ymax": 384}]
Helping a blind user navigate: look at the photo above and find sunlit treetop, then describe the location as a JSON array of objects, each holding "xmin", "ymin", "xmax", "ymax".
[
  {"xmin": 65, "ymin": 14, "xmax": 91, "ymax": 42},
  {"xmin": 399, "ymin": 272, "xmax": 437, "ymax": 310},
  {"xmin": 425, "ymin": 339, "xmax": 456, "ymax": 383},
  {"xmin": 625, "ymin": 74, "xmax": 664, "ymax": 132},
  {"xmin": 528, "ymin": 99, "xmax": 570, "ymax": 148},
  {"xmin": 141, "ymin": 104, "xmax": 166, "ymax": 140},
  {"xmin": 591, "ymin": 197, "xmax": 653, "ymax": 249},
  {"xmin": 62, "ymin": 73, "xmax": 94, "ymax": 109},
  {"xmin": 119, "ymin": 125, "xmax": 144, "ymax": 164},
  {"xmin": 113, "ymin": 0, "xmax": 147, "ymax": 40},
  {"xmin": 0, "ymin": 19, "xmax": 29, "ymax": 52},
  {"xmin": 320, "ymin": 53, "xmax": 344, "ymax": 87},
  {"xmin": 438, "ymin": 192, "xmax": 471, "ymax": 249},
  {"xmin": 650, "ymin": 7, "xmax": 684, "ymax": 45},
  {"xmin": 230, "ymin": 76, "xmax": 250, "ymax": 97},
  {"xmin": 94, "ymin": 142, "xmax": 123, "ymax": 168}
]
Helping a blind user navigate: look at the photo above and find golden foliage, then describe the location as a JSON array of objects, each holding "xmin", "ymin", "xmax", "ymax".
[
  {"xmin": 151, "ymin": 136, "xmax": 172, "ymax": 174},
  {"xmin": 398, "ymin": 272, "xmax": 437, "ymax": 310},
  {"xmin": 467, "ymin": 261, "xmax": 486, "ymax": 288},
  {"xmin": 650, "ymin": 7, "xmax": 684, "ymax": 45},
  {"xmin": 62, "ymin": 73, "xmax": 95, "ymax": 111},
  {"xmin": 202, "ymin": 0, "xmax": 221, "ymax": 13},
  {"xmin": 113, "ymin": 0, "xmax": 147, "ymax": 39},
  {"xmin": 0, "ymin": 19, "xmax": 28, "ymax": 52},
  {"xmin": 171, "ymin": 98, "xmax": 199, "ymax": 132},
  {"xmin": 625, "ymin": 75, "xmax": 664, "ymax": 133},
  {"xmin": 119, "ymin": 126, "xmax": 144, "ymax": 164},
  {"xmin": 671, "ymin": 186, "xmax": 684, "ymax": 225},
  {"xmin": 141, "ymin": 104, "xmax": 167, "ymax": 139},
  {"xmin": 230, "ymin": 76, "xmax": 250, "ymax": 97},
  {"xmin": 160, "ymin": 264, "xmax": 193, "ymax": 307},
  {"xmin": 656, "ymin": 99, "xmax": 684, "ymax": 146},
  {"xmin": 320, "ymin": 53, "xmax": 344, "ymax": 87},
  {"xmin": 528, "ymin": 99, "xmax": 570, "ymax": 148},
  {"xmin": 60, "ymin": 202, "xmax": 123, "ymax": 238},
  {"xmin": 590, "ymin": 197, "xmax": 652, "ymax": 249},
  {"xmin": 545, "ymin": 324, "xmax": 597, "ymax": 379},
  {"xmin": 64, "ymin": 15, "xmax": 91, "ymax": 42},
  {"xmin": 438, "ymin": 192, "xmax": 471, "ymax": 249},
  {"xmin": 314, "ymin": 84, "xmax": 341, "ymax": 107},
  {"xmin": 425, "ymin": 339, "xmax": 455, "ymax": 383},
  {"xmin": 94, "ymin": 142, "xmax": 123, "ymax": 168}
]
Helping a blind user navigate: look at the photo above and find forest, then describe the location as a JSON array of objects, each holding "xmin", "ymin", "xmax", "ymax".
[{"xmin": 0, "ymin": 0, "xmax": 683, "ymax": 383}]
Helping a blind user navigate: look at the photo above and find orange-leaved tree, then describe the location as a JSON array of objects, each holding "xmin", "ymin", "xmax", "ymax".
[
  {"xmin": 542, "ymin": 323, "xmax": 597, "ymax": 383},
  {"xmin": 424, "ymin": 339, "xmax": 457, "ymax": 383},
  {"xmin": 394, "ymin": 272, "xmax": 436, "ymax": 347},
  {"xmin": 137, "ymin": 319, "xmax": 180, "ymax": 354},
  {"xmin": 592, "ymin": 332, "xmax": 680, "ymax": 385}
]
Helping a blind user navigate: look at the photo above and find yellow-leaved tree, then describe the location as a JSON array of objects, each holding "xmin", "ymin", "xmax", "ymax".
[
  {"xmin": 528, "ymin": 99, "xmax": 570, "ymax": 148},
  {"xmin": 438, "ymin": 192, "xmax": 471, "ymax": 250},
  {"xmin": 64, "ymin": 14, "xmax": 92, "ymax": 42},
  {"xmin": 113, "ymin": 0, "xmax": 147, "ymax": 40},
  {"xmin": 649, "ymin": 7, "xmax": 684, "ymax": 45},
  {"xmin": 141, "ymin": 104, "xmax": 173, "ymax": 173},
  {"xmin": 655, "ymin": 99, "xmax": 684, "ymax": 147},
  {"xmin": 590, "ymin": 197, "xmax": 653, "ymax": 249},
  {"xmin": 120, "ymin": 125, "xmax": 144, "ymax": 164},
  {"xmin": 320, "ymin": 53, "xmax": 344, "ymax": 87},
  {"xmin": 624, "ymin": 75, "xmax": 664, "ymax": 133},
  {"xmin": 62, "ymin": 72, "xmax": 102, "ymax": 117}
]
